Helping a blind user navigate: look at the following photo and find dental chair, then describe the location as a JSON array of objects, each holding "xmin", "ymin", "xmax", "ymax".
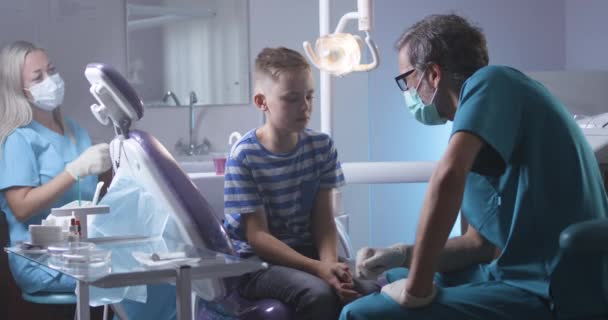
[
  {"xmin": 85, "ymin": 63, "xmax": 354, "ymax": 319},
  {"xmin": 557, "ymin": 218, "xmax": 608, "ymax": 319}
]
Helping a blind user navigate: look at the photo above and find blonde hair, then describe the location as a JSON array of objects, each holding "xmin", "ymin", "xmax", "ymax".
[
  {"xmin": 0, "ymin": 41, "xmax": 71, "ymax": 150},
  {"xmin": 254, "ymin": 47, "xmax": 310, "ymax": 85}
]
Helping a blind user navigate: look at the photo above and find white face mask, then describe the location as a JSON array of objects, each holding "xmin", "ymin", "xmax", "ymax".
[{"xmin": 27, "ymin": 73, "xmax": 65, "ymax": 111}]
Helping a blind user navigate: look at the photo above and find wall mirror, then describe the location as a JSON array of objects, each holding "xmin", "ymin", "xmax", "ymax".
[{"xmin": 126, "ymin": 0, "xmax": 250, "ymax": 107}]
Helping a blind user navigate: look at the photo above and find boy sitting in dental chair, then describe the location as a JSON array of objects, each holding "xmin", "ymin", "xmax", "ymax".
[{"xmin": 223, "ymin": 47, "xmax": 377, "ymax": 319}]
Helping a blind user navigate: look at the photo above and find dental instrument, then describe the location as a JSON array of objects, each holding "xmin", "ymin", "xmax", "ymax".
[
  {"xmin": 151, "ymin": 252, "xmax": 187, "ymax": 261},
  {"xmin": 91, "ymin": 181, "xmax": 105, "ymax": 205},
  {"xmin": 77, "ymin": 176, "xmax": 81, "ymax": 206}
]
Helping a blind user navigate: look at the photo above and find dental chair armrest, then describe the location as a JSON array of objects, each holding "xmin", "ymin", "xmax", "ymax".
[{"xmin": 559, "ymin": 218, "xmax": 608, "ymax": 255}]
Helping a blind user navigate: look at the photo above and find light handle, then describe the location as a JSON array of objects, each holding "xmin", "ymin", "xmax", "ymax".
[{"xmin": 352, "ymin": 32, "xmax": 379, "ymax": 72}]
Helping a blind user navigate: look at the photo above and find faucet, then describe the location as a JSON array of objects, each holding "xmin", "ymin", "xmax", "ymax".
[
  {"xmin": 162, "ymin": 90, "xmax": 181, "ymax": 106},
  {"xmin": 174, "ymin": 90, "xmax": 210, "ymax": 156},
  {"xmin": 188, "ymin": 91, "xmax": 198, "ymax": 154}
]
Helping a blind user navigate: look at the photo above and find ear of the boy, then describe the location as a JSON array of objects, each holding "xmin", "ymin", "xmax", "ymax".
[{"xmin": 253, "ymin": 92, "xmax": 267, "ymax": 111}]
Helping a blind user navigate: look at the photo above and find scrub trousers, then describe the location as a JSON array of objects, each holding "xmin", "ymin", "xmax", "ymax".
[{"xmin": 339, "ymin": 267, "xmax": 554, "ymax": 320}]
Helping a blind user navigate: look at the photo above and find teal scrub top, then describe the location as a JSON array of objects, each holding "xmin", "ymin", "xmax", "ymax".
[
  {"xmin": 0, "ymin": 118, "xmax": 97, "ymax": 293},
  {"xmin": 452, "ymin": 66, "xmax": 608, "ymax": 318}
]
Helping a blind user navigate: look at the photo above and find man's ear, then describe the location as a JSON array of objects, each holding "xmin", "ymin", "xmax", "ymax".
[
  {"xmin": 428, "ymin": 63, "xmax": 443, "ymax": 89},
  {"xmin": 253, "ymin": 92, "xmax": 267, "ymax": 111}
]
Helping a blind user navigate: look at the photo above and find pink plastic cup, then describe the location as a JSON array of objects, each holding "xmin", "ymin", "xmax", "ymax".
[{"xmin": 213, "ymin": 156, "xmax": 227, "ymax": 175}]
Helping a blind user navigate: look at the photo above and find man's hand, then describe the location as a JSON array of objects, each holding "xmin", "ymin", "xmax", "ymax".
[
  {"xmin": 316, "ymin": 261, "xmax": 361, "ymax": 303},
  {"xmin": 356, "ymin": 244, "xmax": 410, "ymax": 279},
  {"xmin": 381, "ymin": 278, "xmax": 437, "ymax": 308}
]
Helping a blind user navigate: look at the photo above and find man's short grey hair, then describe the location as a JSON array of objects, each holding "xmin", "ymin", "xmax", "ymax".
[{"xmin": 395, "ymin": 14, "xmax": 489, "ymax": 89}]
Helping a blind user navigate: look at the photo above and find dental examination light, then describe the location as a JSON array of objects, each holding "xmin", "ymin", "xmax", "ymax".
[
  {"xmin": 303, "ymin": 0, "xmax": 379, "ymax": 77},
  {"xmin": 303, "ymin": 0, "xmax": 379, "ymax": 135}
]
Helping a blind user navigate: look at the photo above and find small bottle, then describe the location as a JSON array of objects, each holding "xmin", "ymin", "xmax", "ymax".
[
  {"xmin": 75, "ymin": 220, "xmax": 82, "ymax": 241},
  {"xmin": 68, "ymin": 218, "xmax": 78, "ymax": 242}
]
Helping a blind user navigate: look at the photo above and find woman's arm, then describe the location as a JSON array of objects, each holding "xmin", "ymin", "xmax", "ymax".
[{"xmin": 4, "ymin": 171, "xmax": 75, "ymax": 222}]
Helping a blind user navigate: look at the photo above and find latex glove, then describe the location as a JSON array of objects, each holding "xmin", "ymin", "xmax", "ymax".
[
  {"xmin": 65, "ymin": 143, "xmax": 111, "ymax": 179},
  {"xmin": 381, "ymin": 278, "xmax": 437, "ymax": 308},
  {"xmin": 356, "ymin": 244, "xmax": 410, "ymax": 280}
]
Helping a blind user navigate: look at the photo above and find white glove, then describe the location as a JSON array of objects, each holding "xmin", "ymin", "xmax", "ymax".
[
  {"xmin": 356, "ymin": 244, "xmax": 410, "ymax": 280},
  {"xmin": 381, "ymin": 278, "xmax": 437, "ymax": 308},
  {"xmin": 65, "ymin": 143, "xmax": 112, "ymax": 179}
]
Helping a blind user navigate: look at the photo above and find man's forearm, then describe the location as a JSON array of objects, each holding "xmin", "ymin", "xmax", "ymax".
[
  {"xmin": 406, "ymin": 131, "xmax": 486, "ymax": 298},
  {"xmin": 435, "ymin": 233, "xmax": 495, "ymax": 272},
  {"xmin": 401, "ymin": 231, "xmax": 496, "ymax": 273},
  {"xmin": 407, "ymin": 166, "xmax": 467, "ymax": 297}
]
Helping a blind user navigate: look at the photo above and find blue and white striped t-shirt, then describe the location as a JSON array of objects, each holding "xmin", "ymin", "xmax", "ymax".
[{"xmin": 223, "ymin": 128, "xmax": 345, "ymax": 256}]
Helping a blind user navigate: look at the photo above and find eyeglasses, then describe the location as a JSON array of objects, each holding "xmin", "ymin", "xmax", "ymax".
[{"xmin": 394, "ymin": 68, "xmax": 415, "ymax": 91}]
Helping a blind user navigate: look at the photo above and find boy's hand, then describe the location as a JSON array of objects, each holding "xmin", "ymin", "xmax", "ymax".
[{"xmin": 315, "ymin": 261, "xmax": 361, "ymax": 303}]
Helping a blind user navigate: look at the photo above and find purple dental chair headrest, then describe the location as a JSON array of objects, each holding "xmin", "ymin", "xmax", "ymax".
[
  {"xmin": 87, "ymin": 63, "xmax": 144, "ymax": 120},
  {"xmin": 85, "ymin": 63, "xmax": 143, "ymax": 137}
]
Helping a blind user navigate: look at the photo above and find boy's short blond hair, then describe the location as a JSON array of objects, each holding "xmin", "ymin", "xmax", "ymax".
[{"xmin": 255, "ymin": 47, "xmax": 310, "ymax": 83}]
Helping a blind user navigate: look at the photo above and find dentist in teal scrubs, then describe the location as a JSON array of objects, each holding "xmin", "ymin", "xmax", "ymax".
[
  {"xmin": 341, "ymin": 14, "xmax": 608, "ymax": 319},
  {"xmin": 0, "ymin": 41, "xmax": 111, "ymax": 294}
]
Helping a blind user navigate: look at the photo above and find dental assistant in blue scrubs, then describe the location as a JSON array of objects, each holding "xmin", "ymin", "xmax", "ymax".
[
  {"xmin": 0, "ymin": 41, "xmax": 112, "ymax": 294},
  {"xmin": 342, "ymin": 14, "xmax": 608, "ymax": 319}
]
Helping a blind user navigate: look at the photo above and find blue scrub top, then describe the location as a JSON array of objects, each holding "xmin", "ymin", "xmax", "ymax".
[
  {"xmin": 451, "ymin": 65, "xmax": 608, "ymax": 318},
  {"xmin": 0, "ymin": 118, "xmax": 97, "ymax": 293}
]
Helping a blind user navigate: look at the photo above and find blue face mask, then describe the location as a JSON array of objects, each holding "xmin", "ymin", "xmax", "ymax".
[{"xmin": 404, "ymin": 71, "xmax": 447, "ymax": 125}]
